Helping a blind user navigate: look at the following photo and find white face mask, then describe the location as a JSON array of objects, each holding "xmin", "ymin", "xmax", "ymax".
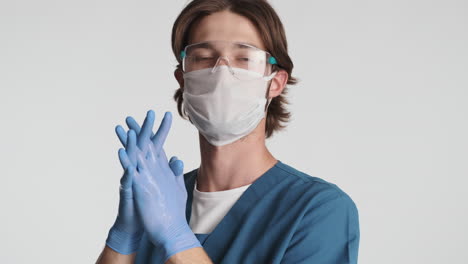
[{"xmin": 182, "ymin": 65, "xmax": 277, "ymax": 146}]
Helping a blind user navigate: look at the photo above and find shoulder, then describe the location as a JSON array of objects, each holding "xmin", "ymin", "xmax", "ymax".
[
  {"xmin": 277, "ymin": 161, "xmax": 360, "ymax": 263},
  {"xmin": 275, "ymin": 160, "xmax": 358, "ymax": 213}
]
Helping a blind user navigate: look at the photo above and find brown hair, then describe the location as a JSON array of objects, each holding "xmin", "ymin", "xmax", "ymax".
[{"xmin": 171, "ymin": 0, "xmax": 298, "ymax": 138}]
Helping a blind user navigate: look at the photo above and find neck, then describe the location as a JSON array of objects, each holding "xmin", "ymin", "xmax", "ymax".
[{"xmin": 196, "ymin": 119, "xmax": 278, "ymax": 192}]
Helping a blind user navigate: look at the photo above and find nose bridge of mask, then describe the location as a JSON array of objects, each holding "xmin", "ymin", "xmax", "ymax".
[
  {"xmin": 211, "ymin": 56, "xmax": 235, "ymax": 75},
  {"xmin": 212, "ymin": 65, "xmax": 239, "ymax": 118}
]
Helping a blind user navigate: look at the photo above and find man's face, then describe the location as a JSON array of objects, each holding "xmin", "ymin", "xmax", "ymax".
[{"xmin": 174, "ymin": 10, "xmax": 289, "ymax": 147}]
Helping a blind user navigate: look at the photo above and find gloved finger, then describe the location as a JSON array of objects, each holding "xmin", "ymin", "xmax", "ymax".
[
  {"xmin": 137, "ymin": 110, "xmax": 155, "ymax": 151},
  {"xmin": 120, "ymin": 165, "xmax": 135, "ymax": 190},
  {"xmin": 151, "ymin": 111, "xmax": 172, "ymax": 154},
  {"xmin": 169, "ymin": 156, "xmax": 184, "ymax": 176},
  {"xmin": 126, "ymin": 115, "xmax": 156, "ymax": 145},
  {"xmin": 125, "ymin": 116, "xmax": 142, "ymax": 135},
  {"xmin": 115, "ymin": 124, "xmax": 127, "ymax": 147},
  {"xmin": 169, "ymin": 156, "xmax": 178, "ymax": 164},
  {"xmin": 169, "ymin": 156, "xmax": 185, "ymax": 189},
  {"xmin": 126, "ymin": 129, "xmax": 137, "ymax": 165},
  {"xmin": 118, "ymin": 148, "xmax": 132, "ymax": 169},
  {"xmin": 174, "ymin": 159, "xmax": 186, "ymax": 189},
  {"xmin": 125, "ymin": 116, "xmax": 150, "ymax": 161}
]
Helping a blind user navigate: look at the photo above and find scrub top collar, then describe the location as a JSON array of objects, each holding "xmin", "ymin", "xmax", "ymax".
[{"xmin": 184, "ymin": 159, "xmax": 288, "ymax": 260}]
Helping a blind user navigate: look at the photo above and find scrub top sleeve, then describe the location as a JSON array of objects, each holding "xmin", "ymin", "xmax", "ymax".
[{"xmin": 280, "ymin": 189, "xmax": 360, "ymax": 264}]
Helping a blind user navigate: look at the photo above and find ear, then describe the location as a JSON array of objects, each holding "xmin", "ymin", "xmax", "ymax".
[
  {"xmin": 268, "ymin": 69, "xmax": 288, "ymax": 99},
  {"xmin": 174, "ymin": 68, "xmax": 184, "ymax": 88}
]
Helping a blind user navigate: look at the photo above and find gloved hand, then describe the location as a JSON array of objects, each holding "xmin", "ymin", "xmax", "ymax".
[
  {"xmin": 115, "ymin": 110, "xmax": 170, "ymax": 162},
  {"xmin": 105, "ymin": 130, "xmax": 143, "ymax": 255},
  {"xmin": 120, "ymin": 111, "xmax": 202, "ymax": 263},
  {"xmin": 106, "ymin": 110, "xmax": 187, "ymax": 255}
]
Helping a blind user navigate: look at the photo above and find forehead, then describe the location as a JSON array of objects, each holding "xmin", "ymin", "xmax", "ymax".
[{"xmin": 187, "ymin": 10, "xmax": 266, "ymax": 51}]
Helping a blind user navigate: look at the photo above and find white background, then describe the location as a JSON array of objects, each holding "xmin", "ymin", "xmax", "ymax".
[{"xmin": 1, "ymin": 0, "xmax": 467, "ymax": 263}]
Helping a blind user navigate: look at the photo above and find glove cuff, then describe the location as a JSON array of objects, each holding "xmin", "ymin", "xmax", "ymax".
[
  {"xmin": 105, "ymin": 226, "xmax": 144, "ymax": 255},
  {"xmin": 160, "ymin": 226, "xmax": 203, "ymax": 263}
]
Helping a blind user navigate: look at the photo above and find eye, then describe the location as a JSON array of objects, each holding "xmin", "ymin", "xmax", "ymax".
[
  {"xmin": 235, "ymin": 57, "xmax": 251, "ymax": 63},
  {"xmin": 192, "ymin": 56, "xmax": 215, "ymax": 62}
]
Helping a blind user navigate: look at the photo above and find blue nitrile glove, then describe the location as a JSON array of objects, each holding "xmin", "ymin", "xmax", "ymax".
[
  {"xmin": 120, "ymin": 112, "xmax": 202, "ymax": 263},
  {"xmin": 115, "ymin": 110, "xmax": 173, "ymax": 171},
  {"xmin": 106, "ymin": 110, "xmax": 184, "ymax": 255},
  {"xmin": 105, "ymin": 132, "xmax": 142, "ymax": 254}
]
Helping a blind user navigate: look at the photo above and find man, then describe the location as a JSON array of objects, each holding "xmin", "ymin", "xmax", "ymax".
[{"xmin": 97, "ymin": 1, "xmax": 360, "ymax": 263}]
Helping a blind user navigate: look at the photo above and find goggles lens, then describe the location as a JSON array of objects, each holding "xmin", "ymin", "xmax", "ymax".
[{"xmin": 181, "ymin": 41, "xmax": 277, "ymax": 80}]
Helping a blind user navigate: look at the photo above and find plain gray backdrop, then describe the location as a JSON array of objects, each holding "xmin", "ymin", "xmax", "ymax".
[{"xmin": 1, "ymin": 0, "xmax": 467, "ymax": 263}]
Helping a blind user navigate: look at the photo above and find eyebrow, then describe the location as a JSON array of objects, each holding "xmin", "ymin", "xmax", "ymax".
[{"xmin": 192, "ymin": 42, "xmax": 214, "ymax": 49}]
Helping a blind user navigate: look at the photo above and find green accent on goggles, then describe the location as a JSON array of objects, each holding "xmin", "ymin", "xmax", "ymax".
[{"xmin": 268, "ymin": 56, "xmax": 277, "ymax": 65}]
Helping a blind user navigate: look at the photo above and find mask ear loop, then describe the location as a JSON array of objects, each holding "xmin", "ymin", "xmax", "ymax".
[
  {"xmin": 263, "ymin": 71, "xmax": 277, "ymax": 81},
  {"xmin": 265, "ymin": 96, "xmax": 273, "ymax": 112},
  {"xmin": 263, "ymin": 64, "xmax": 278, "ymax": 111},
  {"xmin": 264, "ymin": 75, "xmax": 276, "ymax": 112}
]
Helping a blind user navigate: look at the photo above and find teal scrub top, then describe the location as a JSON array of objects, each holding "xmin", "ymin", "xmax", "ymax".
[{"xmin": 134, "ymin": 160, "xmax": 360, "ymax": 263}]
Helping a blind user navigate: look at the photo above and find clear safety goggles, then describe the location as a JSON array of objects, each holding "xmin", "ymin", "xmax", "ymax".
[{"xmin": 180, "ymin": 40, "xmax": 278, "ymax": 81}]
